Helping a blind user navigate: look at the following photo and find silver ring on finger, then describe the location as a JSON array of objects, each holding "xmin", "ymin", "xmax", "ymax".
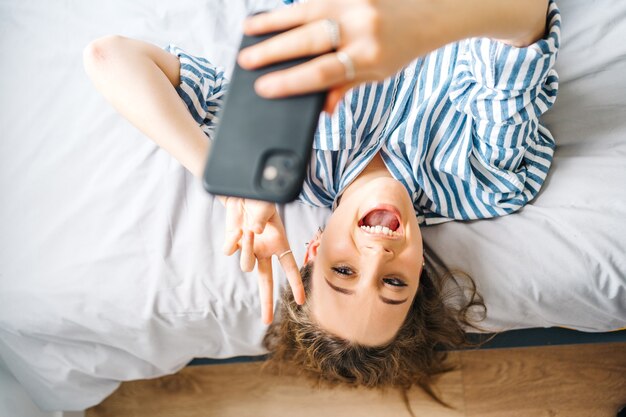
[
  {"xmin": 322, "ymin": 18, "xmax": 341, "ymax": 50},
  {"xmin": 277, "ymin": 249, "xmax": 292, "ymax": 260},
  {"xmin": 336, "ymin": 51, "xmax": 356, "ymax": 81}
]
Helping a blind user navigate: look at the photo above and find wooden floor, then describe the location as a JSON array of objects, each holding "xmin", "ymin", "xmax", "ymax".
[{"xmin": 87, "ymin": 342, "xmax": 626, "ymax": 417}]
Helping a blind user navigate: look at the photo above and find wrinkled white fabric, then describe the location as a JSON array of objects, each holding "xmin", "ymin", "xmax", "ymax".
[{"xmin": 0, "ymin": 0, "xmax": 624, "ymax": 411}]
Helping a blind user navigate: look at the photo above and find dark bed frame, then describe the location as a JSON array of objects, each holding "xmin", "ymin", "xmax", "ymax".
[{"xmin": 188, "ymin": 327, "xmax": 626, "ymax": 366}]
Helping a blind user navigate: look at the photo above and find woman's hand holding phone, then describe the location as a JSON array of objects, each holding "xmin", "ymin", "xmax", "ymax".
[
  {"xmin": 238, "ymin": 0, "xmax": 444, "ymax": 113},
  {"xmin": 221, "ymin": 197, "xmax": 305, "ymax": 324},
  {"xmin": 239, "ymin": 0, "xmax": 550, "ymax": 113}
]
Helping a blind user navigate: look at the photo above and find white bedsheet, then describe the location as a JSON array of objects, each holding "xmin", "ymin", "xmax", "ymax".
[{"xmin": 0, "ymin": 0, "xmax": 624, "ymax": 411}]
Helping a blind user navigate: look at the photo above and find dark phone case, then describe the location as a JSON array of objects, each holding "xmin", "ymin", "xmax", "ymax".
[{"xmin": 202, "ymin": 32, "xmax": 326, "ymax": 203}]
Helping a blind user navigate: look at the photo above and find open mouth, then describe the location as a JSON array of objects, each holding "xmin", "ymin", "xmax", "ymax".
[{"xmin": 358, "ymin": 206, "xmax": 403, "ymax": 237}]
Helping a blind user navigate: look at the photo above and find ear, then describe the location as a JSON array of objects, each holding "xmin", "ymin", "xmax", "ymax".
[{"xmin": 303, "ymin": 232, "xmax": 322, "ymax": 264}]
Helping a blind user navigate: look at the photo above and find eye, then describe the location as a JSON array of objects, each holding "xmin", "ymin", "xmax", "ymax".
[
  {"xmin": 383, "ymin": 277, "xmax": 407, "ymax": 287},
  {"xmin": 331, "ymin": 266, "xmax": 354, "ymax": 276}
]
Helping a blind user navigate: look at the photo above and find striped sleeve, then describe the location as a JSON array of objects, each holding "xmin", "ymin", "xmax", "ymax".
[
  {"xmin": 449, "ymin": 1, "xmax": 560, "ymax": 125},
  {"xmin": 446, "ymin": 1, "xmax": 560, "ymax": 214},
  {"xmin": 164, "ymin": 45, "xmax": 228, "ymax": 140}
]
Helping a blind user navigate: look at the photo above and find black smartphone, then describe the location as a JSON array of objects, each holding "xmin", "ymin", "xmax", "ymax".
[{"xmin": 202, "ymin": 30, "xmax": 327, "ymax": 203}]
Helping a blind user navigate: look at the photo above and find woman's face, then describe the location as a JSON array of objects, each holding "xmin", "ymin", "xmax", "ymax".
[{"xmin": 304, "ymin": 177, "xmax": 424, "ymax": 346}]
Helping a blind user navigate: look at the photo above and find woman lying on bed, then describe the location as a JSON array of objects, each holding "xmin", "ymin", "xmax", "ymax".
[{"xmin": 83, "ymin": 0, "xmax": 559, "ymax": 405}]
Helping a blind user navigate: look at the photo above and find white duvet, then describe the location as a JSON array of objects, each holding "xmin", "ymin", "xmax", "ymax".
[{"xmin": 0, "ymin": 0, "xmax": 625, "ymax": 411}]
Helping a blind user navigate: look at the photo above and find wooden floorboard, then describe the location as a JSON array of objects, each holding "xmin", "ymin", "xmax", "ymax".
[
  {"xmin": 460, "ymin": 342, "xmax": 626, "ymax": 417},
  {"xmin": 87, "ymin": 343, "xmax": 626, "ymax": 417},
  {"xmin": 87, "ymin": 352, "xmax": 464, "ymax": 417}
]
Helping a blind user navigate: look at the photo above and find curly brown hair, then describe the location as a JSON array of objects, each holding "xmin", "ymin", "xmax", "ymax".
[{"xmin": 262, "ymin": 248, "xmax": 490, "ymax": 409}]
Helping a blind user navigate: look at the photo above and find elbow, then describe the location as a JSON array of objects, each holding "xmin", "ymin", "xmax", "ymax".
[
  {"xmin": 500, "ymin": 0, "xmax": 549, "ymax": 48},
  {"xmin": 505, "ymin": 25, "xmax": 547, "ymax": 48}
]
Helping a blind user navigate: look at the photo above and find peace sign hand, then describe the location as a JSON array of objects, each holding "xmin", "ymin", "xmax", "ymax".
[{"xmin": 221, "ymin": 197, "xmax": 305, "ymax": 324}]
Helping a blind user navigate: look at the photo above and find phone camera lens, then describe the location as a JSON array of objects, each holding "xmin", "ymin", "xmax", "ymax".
[
  {"xmin": 263, "ymin": 165, "xmax": 278, "ymax": 181},
  {"xmin": 282, "ymin": 158, "xmax": 294, "ymax": 169}
]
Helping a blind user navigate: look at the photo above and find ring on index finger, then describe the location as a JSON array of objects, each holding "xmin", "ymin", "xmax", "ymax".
[
  {"xmin": 278, "ymin": 249, "xmax": 292, "ymax": 260},
  {"xmin": 322, "ymin": 18, "xmax": 341, "ymax": 50}
]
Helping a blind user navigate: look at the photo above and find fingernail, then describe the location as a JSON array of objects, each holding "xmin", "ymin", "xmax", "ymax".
[{"xmin": 253, "ymin": 223, "xmax": 264, "ymax": 234}]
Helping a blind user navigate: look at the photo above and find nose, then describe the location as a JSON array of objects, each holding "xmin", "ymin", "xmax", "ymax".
[{"xmin": 361, "ymin": 244, "xmax": 394, "ymax": 260}]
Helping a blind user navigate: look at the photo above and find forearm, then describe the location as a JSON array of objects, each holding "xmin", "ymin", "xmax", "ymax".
[
  {"xmin": 443, "ymin": 0, "xmax": 550, "ymax": 47},
  {"xmin": 83, "ymin": 36, "xmax": 208, "ymax": 178}
]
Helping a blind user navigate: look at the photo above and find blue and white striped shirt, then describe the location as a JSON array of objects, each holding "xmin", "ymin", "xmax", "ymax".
[{"xmin": 168, "ymin": 1, "xmax": 560, "ymax": 225}]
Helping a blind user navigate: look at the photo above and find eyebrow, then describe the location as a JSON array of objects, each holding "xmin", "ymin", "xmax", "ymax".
[{"xmin": 324, "ymin": 278, "xmax": 409, "ymax": 306}]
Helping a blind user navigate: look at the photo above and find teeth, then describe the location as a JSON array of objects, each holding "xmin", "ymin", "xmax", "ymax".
[{"xmin": 360, "ymin": 225, "xmax": 398, "ymax": 236}]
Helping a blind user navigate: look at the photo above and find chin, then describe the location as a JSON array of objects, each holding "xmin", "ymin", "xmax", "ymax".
[
  {"xmin": 357, "ymin": 178, "xmax": 413, "ymax": 211},
  {"xmin": 369, "ymin": 177, "xmax": 408, "ymax": 194}
]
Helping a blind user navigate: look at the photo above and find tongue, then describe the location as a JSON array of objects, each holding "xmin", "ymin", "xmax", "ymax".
[{"xmin": 363, "ymin": 210, "xmax": 400, "ymax": 231}]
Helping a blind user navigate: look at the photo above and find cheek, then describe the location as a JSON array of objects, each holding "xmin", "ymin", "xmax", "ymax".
[
  {"xmin": 320, "ymin": 236, "xmax": 354, "ymax": 263},
  {"xmin": 401, "ymin": 238, "xmax": 424, "ymax": 272},
  {"xmin": 412, "ymin": 235, "xmax": 424, "ymax": 258},
  {"xmin": 320, "ymin": 224, "xmax": 354, "ymax": 255},
  {"xmin": 322, "ymin": 200, "xmax": 359, "ymax": 246},
  {"xmin": 407, "ymin": 220, "xmax": 423, "ymax": 258}
]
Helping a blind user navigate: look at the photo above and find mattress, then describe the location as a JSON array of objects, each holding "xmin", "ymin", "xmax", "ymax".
[{"xmin": 0, "ymin": 0, "xmax": 624, "ymax": 411}]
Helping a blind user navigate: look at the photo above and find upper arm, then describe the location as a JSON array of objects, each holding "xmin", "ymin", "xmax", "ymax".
[{"xmin": 83, "ymin": 35, "xmax": 181, "ymax": 88}]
